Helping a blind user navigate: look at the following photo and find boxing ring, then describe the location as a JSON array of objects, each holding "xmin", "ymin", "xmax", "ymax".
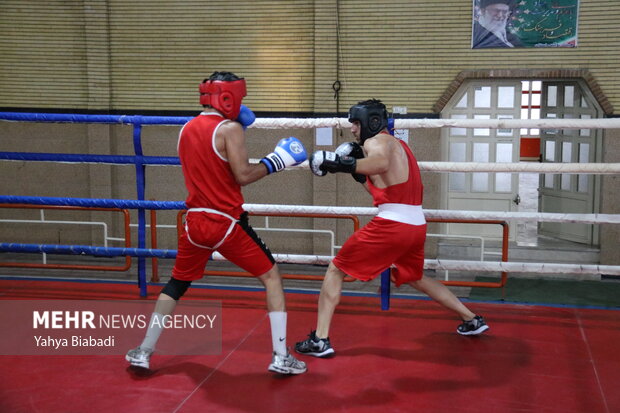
[
  {"xmin": 1, "ymin": 112, "xmax": 620, "ymax": 300},
  {"xmin": 2, "ymin": 112, "xmax": 620, "ymax": 413}
]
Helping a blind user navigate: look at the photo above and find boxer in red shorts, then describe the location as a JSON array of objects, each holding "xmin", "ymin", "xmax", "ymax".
[
  {"xmin": 126, "ymin": 71, "xmax": 307, "ymax": 374},
  {"xmin": 296, "ymin": 99, "xmax": 489, "ymax": 358}
]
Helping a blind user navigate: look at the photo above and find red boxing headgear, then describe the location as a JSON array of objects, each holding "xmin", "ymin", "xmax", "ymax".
[{"xmin": 199, "ymin": 78, "xmax": 247, "ymax": 120}]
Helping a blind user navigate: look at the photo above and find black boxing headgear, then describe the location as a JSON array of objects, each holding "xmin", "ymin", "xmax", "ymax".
[
  {"xmin": 348, "ymin": 99, "xmax": 389, "ymax": 143},
  {"xmin": 199, "ymin": 71, "xmax": 247, "ymax": 120}
]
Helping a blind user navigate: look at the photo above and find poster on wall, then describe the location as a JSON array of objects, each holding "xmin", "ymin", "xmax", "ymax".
[{"xmin": 472, "ymin": 0, "xmax": 579, "ymax": 49}]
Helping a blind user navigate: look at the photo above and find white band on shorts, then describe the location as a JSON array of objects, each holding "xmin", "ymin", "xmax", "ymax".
[
  {"xmin": 185, "ymin": 208, "xmax": 238, "ymax": 250},
  {"xmin": 377, "ymin": 203, "xmax": 426, "ymax": 226}
]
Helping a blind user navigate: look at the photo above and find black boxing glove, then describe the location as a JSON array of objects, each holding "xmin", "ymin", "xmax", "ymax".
[
  {"xmin": 335, "ymin": 141, "xmax": 364, "ymax": 159},
  {"xmin": 310, "ymin": 151, "xmax": 357, "ymax": 176},
  {"xmin": 335, "ymin": 142, "xmax": 366, "ymax": 184}
]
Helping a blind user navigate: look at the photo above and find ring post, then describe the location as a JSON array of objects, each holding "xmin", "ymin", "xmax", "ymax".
[
  {"xmin": 380, "ymin": 268, "xmax": 391, "ymax": 310},
  {"xmin": 132, "ymin": 120, "xmax": 147, "ymax": 297}
]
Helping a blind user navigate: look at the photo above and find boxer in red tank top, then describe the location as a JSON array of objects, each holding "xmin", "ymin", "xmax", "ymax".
[
  {"xmin": 296, "ymin": 99, "xmax": 489, "ymax": 358},
  {"xmin": 127, "ymin": 72, "xmax": 308, "ymax": 375}
]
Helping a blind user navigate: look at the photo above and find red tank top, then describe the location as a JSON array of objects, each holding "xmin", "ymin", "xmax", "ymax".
[
  {"xmin": 177, "ymin": 113, "xmax": 244, "ymax": 218},
  {"xmin": 367, "ymin": 138, "xmax": 424, "ymax": 207}
]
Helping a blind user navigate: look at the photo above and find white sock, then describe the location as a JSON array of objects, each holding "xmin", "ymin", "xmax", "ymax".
[
  {"xmin": 140, "ymin": 312, "xmax": 165, "ymax": 351},
  {"xmin": 268, "ymin": 311, "xmax": 287, "ymax": 356}
]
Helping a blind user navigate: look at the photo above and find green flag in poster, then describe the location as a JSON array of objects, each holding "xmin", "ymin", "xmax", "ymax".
[{"xmin": 472, "ymin": 0, "xmax": 579, "ymax": 49}]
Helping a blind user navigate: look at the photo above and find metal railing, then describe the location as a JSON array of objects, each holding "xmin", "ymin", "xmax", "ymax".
[{"xmin": 0, "ymin": 204, "xmax": 132, "ymax": 272}]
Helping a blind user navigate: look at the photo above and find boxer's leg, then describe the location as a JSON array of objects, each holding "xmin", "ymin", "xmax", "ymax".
[
  {"xmin": 294, "ymin": 262, "xmax": 343, "ymax": 358},
  {"xmin": 316, "ymin": 262, "xmax": 346, "ymax": 339},
  {"xmin": 126, "ymin": 229, "xmax": 205, "ymax": 369},
  {"xmin": 409, "ymin": 276, "xmax": 488, "ymax": 335},
  {"xmin": 410, "ymin": 275, "xmax": 475, "ymax": 320},
  {"xmin": 219, "ymin": 216, "xmax": 306, "ymax": 374}
]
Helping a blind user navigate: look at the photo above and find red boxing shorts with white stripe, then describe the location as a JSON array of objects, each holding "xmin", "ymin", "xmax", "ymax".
[
  {"xmin": 333, "ymin": 217, "xmax": 426, "ymax": 286},
  {"xmin": 172, "ymin": 211, "xmax": 275, "ymax": 281}
]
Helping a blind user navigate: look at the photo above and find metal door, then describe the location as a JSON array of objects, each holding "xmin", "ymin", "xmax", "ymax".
[
  {"xmin": 441, "ymin": 80, "xmax": 522, "ymax": 239},
  {"xmin": 539, "ymin": 81, "xmax": 602, "ymax": 244}
]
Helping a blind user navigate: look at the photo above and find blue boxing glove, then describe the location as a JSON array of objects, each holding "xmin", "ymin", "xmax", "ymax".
[
  {"xmin": 387, "ymin": 117, "xmax": 395, "ymax": 136},
  {"xmin": 261, "ymin": 137, "xmax": 308, "ymax": 174},
  {"xmin": 335, "ymin": 141, "xmax": 366, "ymax": 184},
  {"xmin": 236, "ymin": 105, "xmax": 255, "ymax": 130}
]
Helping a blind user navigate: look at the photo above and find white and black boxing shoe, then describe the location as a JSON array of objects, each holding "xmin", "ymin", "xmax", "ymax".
[
  {"xmin": 457, "ymin": 315, "xmax": 489, "ymax": 336},
  {"xmin": 295, "ymin": 330, "xmax": 335, "ymax": 357}
]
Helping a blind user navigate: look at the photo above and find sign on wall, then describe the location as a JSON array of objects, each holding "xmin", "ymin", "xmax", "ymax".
[{"xmin": 472, "ymin": 0, "xmax": 579, "ymax": 49}]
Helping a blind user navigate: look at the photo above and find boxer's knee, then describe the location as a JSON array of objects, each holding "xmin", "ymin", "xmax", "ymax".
[{"xmin": 161, "ymin": 277, "xmax": 192, "ymax": 300}]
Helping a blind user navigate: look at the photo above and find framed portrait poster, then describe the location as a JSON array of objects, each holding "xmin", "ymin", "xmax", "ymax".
[{"xmin": 472, "ymin": 0, "xmax": 579, "ymax": 49}]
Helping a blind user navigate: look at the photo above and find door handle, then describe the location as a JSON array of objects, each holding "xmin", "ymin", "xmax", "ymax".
[{"xmin": 513, "ymin": 194, "xmax": 521, "ymax": 205}]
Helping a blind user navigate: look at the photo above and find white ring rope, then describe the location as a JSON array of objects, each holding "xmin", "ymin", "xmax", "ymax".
[
  {"xmin": 422, "ymin": 209, "xmax": 620, "ymax": 224},
  {"xmin": 243, "ymin": 203, "xmax": 620, "ymax": 224},
  {"xmin": 425, "ymin": 259, "xmax": 620, "ymax": 276},
  {"xmin": 250, "ymin": 159, "xmax": 620, "ymax": 174},
  {"xmin": 252, "ymin": 117, "xmax": 620, "ymax": 130},
  {"xmin": 209, "ymin": 253, "xmax": 620, "ymax": 275},
  {"xmin": 212, "ymin": 252, "xmax": 332, "ymax": 266},
  {"xmin": 416, "ymin": 162, "xmax": 620, "ymax": 174}
]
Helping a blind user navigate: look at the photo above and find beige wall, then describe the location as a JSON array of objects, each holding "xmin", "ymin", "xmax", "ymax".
[
  {"xmin": 600, "ymin": 128, "xmax": 620, "ymax": 265},
  {"xmin": 1, "ymin": 1, "xmax": 619, "ymax": 114}
]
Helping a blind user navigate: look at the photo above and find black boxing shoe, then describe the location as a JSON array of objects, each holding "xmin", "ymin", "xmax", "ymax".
[
  {"xmin": 457, "ymin": 315, "xmax": 489, "ymax": 336},
  {"xmin": 295, "ymin": 330, "xmax": 335, "ymax": 357}
]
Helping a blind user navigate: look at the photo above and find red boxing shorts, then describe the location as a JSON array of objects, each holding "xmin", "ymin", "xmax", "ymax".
[
  {"xmin": 172, "ymin": 211, "xmax": 275, "ymax": 281},
  {"xmin": 333, "ymin": 217, "xmax": 426, "ymax": 287}
]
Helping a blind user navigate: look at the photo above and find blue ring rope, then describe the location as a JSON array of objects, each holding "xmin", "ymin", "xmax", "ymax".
[
  {"xmin": 0, "ymin": 152, "xmax": 180, "ymax": 165},
  {"xmin": 0, "ymin": 112, "xmax": 192, "ymax": 125},
  {"xmin": 0, "ymin": 243, "xmax": 177, "ymax": 259},
  {"xmin": 0, "ymin": 195, "xmax": 185, "ymax": 210}
]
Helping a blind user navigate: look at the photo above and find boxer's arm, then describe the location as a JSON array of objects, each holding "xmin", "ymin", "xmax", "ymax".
[
  {"xmin": 221, "ymin": 122, "xmax": 268, "ymax": 186},
  {"xmin": 355, "ymin": 136, "xmax": 390, "ymax": 176},
  {"xmin": 335, "ymin": 142, "xmax": 367, "ymax": 184},
  {"xmin": 311, "ymin": 136, "xmax": 391, "ymax": 177}
]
